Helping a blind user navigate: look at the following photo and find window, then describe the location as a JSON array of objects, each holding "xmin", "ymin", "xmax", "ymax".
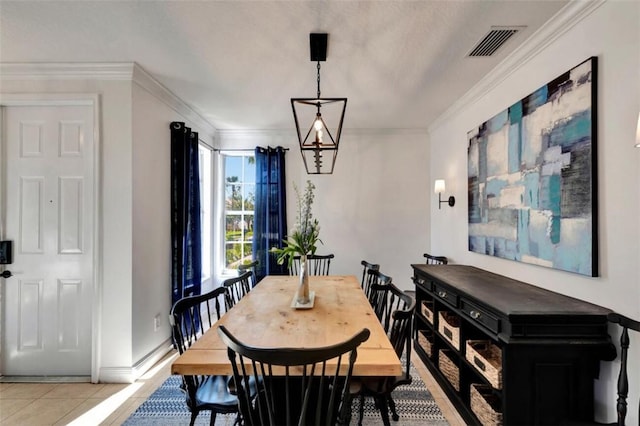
[
  {"xmin": 223, "ymin": 153, "xmax": 255, "ymax": 270},
  {"xmin": 199, "ymin": 143, "xmax": 213, "ymax": 279}
]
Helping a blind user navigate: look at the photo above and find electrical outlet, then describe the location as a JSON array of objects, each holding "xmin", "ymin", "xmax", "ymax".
[{"xmin": 154, "ymin": 314, "xmax": 161, "ymax": 331}]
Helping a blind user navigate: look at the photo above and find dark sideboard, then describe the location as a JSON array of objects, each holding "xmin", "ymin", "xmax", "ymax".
[{"xmin": 411, "ymin": 264, "xmax": 616, "ymax": 425}]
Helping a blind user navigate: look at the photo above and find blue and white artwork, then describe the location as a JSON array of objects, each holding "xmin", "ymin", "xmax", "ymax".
[{"xmin": 467, "ymin": 57, "xmax": 597, "ymax": 276}]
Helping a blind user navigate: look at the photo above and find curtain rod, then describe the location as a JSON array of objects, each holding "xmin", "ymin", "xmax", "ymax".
[{"xmin": 212, "ymin": 147, "xmax": 289, "ymax": 152}]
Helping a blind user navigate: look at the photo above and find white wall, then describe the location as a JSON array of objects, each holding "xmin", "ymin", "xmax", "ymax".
[
  {"xmin": 312, "ymin": 129, "xmax": 431, "ymax": 289},
  {"xmin": 130, "ymin": 69, "xmax": 216, "ymax": 373},
  {"xmin": 130, "ymin": 84, "xmax": 173, "ymax": 364},
  {"xmin": 428, "ymin": 1, "xmax": 639, "ymax": 423},
  {"xmin": 216, "ymin": 128, "xmax": 431, "ymax": 291}
]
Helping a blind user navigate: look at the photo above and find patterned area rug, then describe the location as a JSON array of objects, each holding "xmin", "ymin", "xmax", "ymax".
[{"xmin": 124, "ymin": 361, "xmax": 449, "ymax": 425}]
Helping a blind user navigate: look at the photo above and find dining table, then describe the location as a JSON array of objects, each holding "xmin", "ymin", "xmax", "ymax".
[{"xmin": 171, "ymin": 274, "xmax": 402, "ymax": 377}]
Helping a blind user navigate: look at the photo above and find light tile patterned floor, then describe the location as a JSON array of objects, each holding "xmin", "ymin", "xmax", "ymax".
[{"xmin": 0, "ymin": 350, "xmax": 465, "ymax": 426}]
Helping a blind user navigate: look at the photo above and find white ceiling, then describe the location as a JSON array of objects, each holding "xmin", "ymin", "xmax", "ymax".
[{"xmin": 0, "ymin": 1, "xmax": 569, "ymax": 131}]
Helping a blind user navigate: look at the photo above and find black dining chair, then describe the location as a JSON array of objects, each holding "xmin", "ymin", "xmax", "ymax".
[
  {"xmin": 238, "ymin": 259, "xmax": 259, "ymax": 287},
  {"xmin": 287, "ymin": 255, "xmax": 302, "ymax": 276},
  {"xmin": 169, "ymin": 287, "xmax": 238, "ymax": 426},
  {"xmin": 352, "ymin": 282, "xmax": 416, "ymax": 426},
  {"xmin": 360, "ymin": 260, "xmax": 380, "ymax": 290},
  {"xmin": 423, "ymin": 253, "xmax": 448, "ymax": 265},
  {"xmin": 288, "ymin": 254, "xmax": 335, "ymax": 276},
  {"xmin": 363, "ymin": 269, "xmax": 392, "ymax": 317},
  {"xmin": 223, "ymin": 271, "xmax": 252, "ymax": 310},
  {"xmin": 218, "ymin": 325, "xmax": 371, "ymax": 426}
]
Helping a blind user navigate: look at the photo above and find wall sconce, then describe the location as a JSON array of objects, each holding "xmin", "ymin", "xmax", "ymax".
[
  {"xmin": 635, "ymin": 112, "xmax": 640, "ymax": 148},
  {"xmin": 434, "ymin": 179, "xmax": 455, "ymax": 209}
]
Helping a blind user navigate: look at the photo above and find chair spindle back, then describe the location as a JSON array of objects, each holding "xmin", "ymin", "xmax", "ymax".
[{"xmin": 218, "ymin": 325, "xmax": 371, "ymax": 426}]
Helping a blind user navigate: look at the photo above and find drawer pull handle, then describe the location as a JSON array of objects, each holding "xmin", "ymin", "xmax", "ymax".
[
  {"xmin": 473, "ymin": 356, "xmax": 486, "ymax": 372},
  {"xmin": 470, "ymin": 310, "xmax": 482, "ymax": 319},
  {"xmin": 443, "ymin": 327, "xmax": 453, "ymax": 340},
  {"xmin": 438, "ymin": 291, "xmax": 447, "ymax": 298}
]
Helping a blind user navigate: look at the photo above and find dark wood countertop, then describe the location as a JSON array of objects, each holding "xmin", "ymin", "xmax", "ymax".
[{"xmin": 411, "ymin": 264, "xmax": 611, "ymax": 319}]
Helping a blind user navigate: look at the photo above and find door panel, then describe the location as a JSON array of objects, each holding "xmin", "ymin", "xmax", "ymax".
[
  {"xmin": 1, "ymin": 104, "xmax": 93, "ymax": 376},
  {"xmin": 20, "ymin": 177, "xmax": 45, "ymax": 253}
]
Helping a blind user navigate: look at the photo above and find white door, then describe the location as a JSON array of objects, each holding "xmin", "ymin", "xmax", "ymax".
[{"xmin": 1, "ymin": 104, "xmax": 94, "ymax": 377}]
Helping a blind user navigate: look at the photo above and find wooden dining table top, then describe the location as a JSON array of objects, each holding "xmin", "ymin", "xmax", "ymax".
[{"xmin": 171, "ymin": 274, "xmax": 402, "ymax": 377}]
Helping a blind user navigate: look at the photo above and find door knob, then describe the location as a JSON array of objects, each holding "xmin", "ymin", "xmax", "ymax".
[{"xmin": 1, "ymin": 270, "xmax": 12, "ymax": 278}]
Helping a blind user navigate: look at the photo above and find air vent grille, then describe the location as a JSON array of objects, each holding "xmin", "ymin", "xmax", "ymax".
[{"xmin": 468, "ymin": 27, "xmax": 524, "ymax": 57}]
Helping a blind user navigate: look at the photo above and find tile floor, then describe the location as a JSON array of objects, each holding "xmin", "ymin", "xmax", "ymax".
[{"xmin": 0, "ymin": 350, "xmax": 465, "ymax": 426}]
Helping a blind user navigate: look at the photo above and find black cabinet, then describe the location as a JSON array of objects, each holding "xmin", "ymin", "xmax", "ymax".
[{"xmin": 411, "ymin": 264, "xmax": 615, "ymax": 425}]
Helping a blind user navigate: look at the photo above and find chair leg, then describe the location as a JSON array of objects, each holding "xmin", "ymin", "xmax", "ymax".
[
  {"xmin": 388, "ymin": 394, "xmax": 400, "ymax": 421},
  {"xmin": 377, "ymin": 396, "xmax": 392, "ymax": 426},
  {"xmin": 209, "ymin": 412, "xmax": 216, "ymax": 426},
  {"xmin": 358, "ymin": 394, "xmax": 365, "ymax": 426},
  {"xmin": 338, "ymin": 392, "xmax": 352, "ymax": 425},
  {"xmin": 189, "ymin": 412, "xmax": 198, "ymax": 426}
]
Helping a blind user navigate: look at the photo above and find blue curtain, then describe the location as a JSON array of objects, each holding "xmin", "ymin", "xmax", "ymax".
[
  {"xmin": 253, "ymin": 146, "xmax": 288, "ymax": 281},
  {"xmin": 170, "ymin": 122, "xmax": 202, "ymax": 306}
]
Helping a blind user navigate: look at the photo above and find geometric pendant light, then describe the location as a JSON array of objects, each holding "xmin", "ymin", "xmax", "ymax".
[{"xmin": 291, "ymin": 33, "xmax": 347, "ymax": 174}]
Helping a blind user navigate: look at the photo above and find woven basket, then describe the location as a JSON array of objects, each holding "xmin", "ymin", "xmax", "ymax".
[
  {"xmin": 466, "ymin": 340, "xmax": 503, "ymax": 389},
  {"xmin": 420, "ymin": 301, "xmax": 434, "ymax": 324},
  {"xmin": 438, "ymin": 349, "xmax": 459, "ymax": 391},
  {"xmin": 438, "ymin": 311, "xmax": 461, "ymax": 350},
  {"xmin": 417, "ymin": 329, "xmax": 433, "ymax": 357},
  {"xmin": 470, "ymin": 383, "xmax": 503, "ymax": 426}
]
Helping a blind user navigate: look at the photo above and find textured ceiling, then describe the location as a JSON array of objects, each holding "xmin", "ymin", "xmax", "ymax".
[{"xmin": 0, "ymin": 1, "xmax": 569, "ymax": 130}]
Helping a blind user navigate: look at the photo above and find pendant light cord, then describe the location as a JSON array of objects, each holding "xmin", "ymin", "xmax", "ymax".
[{"xmin": 316, "ymin": 61, "xmax": 321, "ymax": 99}]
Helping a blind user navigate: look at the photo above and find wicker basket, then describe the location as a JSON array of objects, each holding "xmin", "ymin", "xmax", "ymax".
[
  {"xmin": 417, "ymin": 329, "xmax": 433, "ymax": 357},
  {"xmin": 420, "ymin": 300, "xmax": 434, "ymax": 324},
  {"xmin": 470, "ymin": 383, "xmax": 503, "ymax": 426},
  {"xmin": 466, "ymin": 340, "xmax": 503, "ymax": 389},
  {"xmin": 438, "ymin": 349, "xmax": 459, "ymax": 392},
  {"xmin": 438, "ymin": 311, "xmax": 461, "ymax": 350}
]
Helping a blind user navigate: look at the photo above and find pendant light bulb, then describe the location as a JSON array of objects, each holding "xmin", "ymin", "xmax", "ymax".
[{"xmin": 314, "ymin": 115, "xmax": 324, "ymax": 143}]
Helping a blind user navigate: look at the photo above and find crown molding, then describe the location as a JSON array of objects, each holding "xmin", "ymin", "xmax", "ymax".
[
  {"xmin": 130, "ymin": 64, "xmax": 216, "ymax": 137},
  {"xmin": 343, "ymin": 127, "xmax": 429, "ymax": 136},
  {"xmin": 0, "ymin": 62, "xmax": 216, "ymax": 136},
  {"xmin": 0, "ymin": 62, "xmax": 135, "ymax": 80},
  {"xmin": 216, "ymin": 127, "xmax": 427, "ymax": 138},
  {"xmin": 428, "ymin": 0, "xmax": 607, "ymax": 131}
]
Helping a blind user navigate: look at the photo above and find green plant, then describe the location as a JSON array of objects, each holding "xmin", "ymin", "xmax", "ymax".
[{"xmin": 271, "ymin": 180, "xmax": 322, "ymax": 268}]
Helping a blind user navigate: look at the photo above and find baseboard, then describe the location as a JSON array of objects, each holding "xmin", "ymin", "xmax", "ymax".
[
  {"xmin": 99, "ymin": 339, "xmax": 173, "ymax": 383},
  {"xmin": 132, "ymin": 339, "xmax": 174, "ymax": 381},
  {"xmin": 0, "ymin": 375, "xmax": 90, "ymax": 383}
]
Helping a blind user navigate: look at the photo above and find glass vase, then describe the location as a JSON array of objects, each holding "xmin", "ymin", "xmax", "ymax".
[{"xmin": 297, "ymin": 254, "xmax": 310, "ymax": 304}]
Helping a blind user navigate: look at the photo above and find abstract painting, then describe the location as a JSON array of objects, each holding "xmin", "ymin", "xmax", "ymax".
[{"xmin": 467, "ymin": 57, "xmax": 597, "ymax": 276}]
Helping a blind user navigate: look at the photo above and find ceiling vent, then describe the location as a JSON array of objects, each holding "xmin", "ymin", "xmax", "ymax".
[{"xmin": 468, "ymin": 26, "xmax": 526, "ymax": 57}]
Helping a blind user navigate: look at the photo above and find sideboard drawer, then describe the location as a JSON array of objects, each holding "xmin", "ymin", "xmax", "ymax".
[
  {"xmin": 413, "ymin": 273, "xmax": 432, "ymax": 291},
  {"xmin": 461, "ymin": 298, "xmax": 500, "ymax": 334},
  {"xmin": 434, "ymin": 283, "xmax": 458, "ymax": 307}
]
